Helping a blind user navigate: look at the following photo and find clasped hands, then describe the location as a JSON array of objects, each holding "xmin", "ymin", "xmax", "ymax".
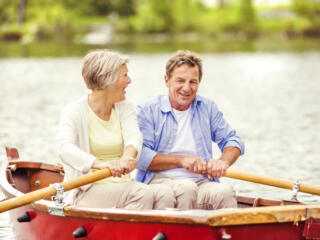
[
  {"xmin": 180, "ymin": 156, "xmax": 229, "ymax": 179},
  {"xmin": 92, "ymin": 157, "xmax": 136, "ymax": 177},
  {"xmin": 93, "ymin": 156, "xmax": 229, "ymax": 178}
]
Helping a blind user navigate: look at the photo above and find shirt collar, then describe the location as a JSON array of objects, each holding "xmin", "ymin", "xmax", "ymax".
[{"xmin": 160, "ymin": 94, "xmax": 202, "ymax": 113}]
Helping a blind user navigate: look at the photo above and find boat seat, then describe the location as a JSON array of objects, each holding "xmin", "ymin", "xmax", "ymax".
[{"xmin": 6, "ymin": 169, "xmax": 16, "ymax": 188}]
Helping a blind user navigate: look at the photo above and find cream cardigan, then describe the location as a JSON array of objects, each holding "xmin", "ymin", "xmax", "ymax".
[{"xmin": 57, "ymin": 96, "xmax": 142, "ymax": 204}]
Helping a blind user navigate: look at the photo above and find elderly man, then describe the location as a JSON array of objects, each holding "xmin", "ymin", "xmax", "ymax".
[{"xmin": 136, "ymin": 50, "xmax": 244, "ymax": 210}]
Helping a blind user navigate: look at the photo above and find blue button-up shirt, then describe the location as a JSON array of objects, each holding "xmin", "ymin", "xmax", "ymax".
[{"xmin": 136, "ymin": 94, "xmax": 244, "ymax": 184}]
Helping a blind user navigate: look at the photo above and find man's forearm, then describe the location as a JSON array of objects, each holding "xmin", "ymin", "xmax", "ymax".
[
  {"xmin": 148, "ymin": 153, "xmax": 184, "ymax": 171},
  {"xmin": 219, "ymin": 146, "xmax": 241, "ymax": 166}
]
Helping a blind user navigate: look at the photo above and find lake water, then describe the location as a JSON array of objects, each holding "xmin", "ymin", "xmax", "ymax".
[{"xmin": 0, "ymin": 51, "xmax": 320, "ymax": 239}]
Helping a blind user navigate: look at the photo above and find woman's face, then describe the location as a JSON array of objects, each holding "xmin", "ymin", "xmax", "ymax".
[{"xmin": 109, "ymin": 64, "xmax": 131, "ymax": 102}]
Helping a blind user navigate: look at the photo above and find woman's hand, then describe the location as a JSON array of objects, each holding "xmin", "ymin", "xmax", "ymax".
[
  {"xmin": 119, "ymin": 157, "xmax": 136, "ymax": 174},
  {"xmin": 106, "ymin": 160, "xmax": 124, "ymax": 177},
  {"xmin": 92, "ymin": 159, "xmax": 123, "ymax": 177}
]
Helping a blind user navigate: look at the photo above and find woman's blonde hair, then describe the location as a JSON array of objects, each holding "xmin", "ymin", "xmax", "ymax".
[{"xmin": 82, "ymin": 49, "xmax": 129, "ymax": 89}]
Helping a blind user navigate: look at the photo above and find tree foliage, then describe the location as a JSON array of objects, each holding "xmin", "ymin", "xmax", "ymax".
[
  {"xmin": 292, "ymin": 0, "xmax": 320, "ymax": 19},
  {"xmin": 1, "ymin": 0, "xmax": 319, "ymax": 40},
  {"xmin": 238, "ymin": 0, "xmax": 256, "ymax": 24},
  {"xmin": 129, "ymin": 0, "xmax": 203, "ymax": 33}
]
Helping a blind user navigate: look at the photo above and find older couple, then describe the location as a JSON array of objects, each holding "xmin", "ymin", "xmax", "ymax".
[{"xmin": 57, "ymin": 49, "xmax": 244, "ymax": 210}]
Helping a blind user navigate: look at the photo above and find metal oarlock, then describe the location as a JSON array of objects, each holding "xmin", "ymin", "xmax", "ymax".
[
  {"xmin": 48, "ymin": 183, "xmax": 65, "ymax": 216},
  {"xmin": 51, "ymin": 183, "xmax": 64, "ymax": 206},
  {"xmin": 291, "ymin": 180, "xmax": 301, "ymax": 201}
]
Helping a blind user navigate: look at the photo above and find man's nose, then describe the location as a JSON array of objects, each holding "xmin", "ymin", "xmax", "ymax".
[{"xmin": 182, "ymin": 82, "xmax": 191, "ymax": 91}]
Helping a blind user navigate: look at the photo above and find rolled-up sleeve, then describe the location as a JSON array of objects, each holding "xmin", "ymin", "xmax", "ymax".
[
  {"xmin": 210, "ymin": 102, "xmax": 245, "ymax": 155},
  {"xmin": 136, "ymin": 105, "xmax": 158, "ymax": 171},
  {"xmin": 118, "ymin": 100, "xmax": 143, "ymax": 158}
]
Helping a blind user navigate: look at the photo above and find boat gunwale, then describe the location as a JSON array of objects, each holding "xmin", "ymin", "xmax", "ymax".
[{"xmin": 27, "ymin": 200, "xmax": 320, "ymax": 227}]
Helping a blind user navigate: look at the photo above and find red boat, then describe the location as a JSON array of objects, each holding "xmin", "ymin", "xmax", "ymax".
[{"xmin": 1, "ymin": 148, "xmax": 320, "ymax": 240}]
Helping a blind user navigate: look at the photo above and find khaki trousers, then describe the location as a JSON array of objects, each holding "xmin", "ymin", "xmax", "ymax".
[
  {"xmin": 75, "ymin": 181, "xmax": 153, "ymax": 210},
  {"xmin": 150, "ymin": 173, "xmax": 237, "ymax": 210}
]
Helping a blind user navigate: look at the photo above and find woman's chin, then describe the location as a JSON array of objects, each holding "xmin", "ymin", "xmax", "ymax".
[{"xmin": 118, "ymin": 95, "xmax": 126, "ymax": 102}]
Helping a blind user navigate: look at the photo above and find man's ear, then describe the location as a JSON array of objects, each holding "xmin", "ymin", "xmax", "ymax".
[{"xmin": 165, "ymin": 74, "xmax": 169, "ymax": 87}]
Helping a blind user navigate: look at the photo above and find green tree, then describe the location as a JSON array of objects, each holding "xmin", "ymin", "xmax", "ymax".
[
  {"xmin": 0, "ymin": 0, "xmax": 20, "ymax": 24},
  {"xmin": 171, "ymin": 0, "xmax": 203, "ymax": 32},
  {"xmin": 238, "ymin": 0, "xmax": 256, "ymax": 24},
  {"xmin": 111, "ymin": 0, "xmax": 136, "ymax": 16},
  {"xmin": 235, "ymin": 0, "xmax": 258, "ymax": 35},
  {"xmin": 130, "ymin": 0, "xmax": 172, "ymax": 33},
  {"xmin": 292, "ymin": 0, "xmax": 320, "ymax": 19},
  {"xmin": 130, "ymin": 0, "xmax": 203, "ymax": 33}
]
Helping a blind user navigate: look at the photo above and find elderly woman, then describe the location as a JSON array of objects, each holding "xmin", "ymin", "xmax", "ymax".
[{"xmin": 57, "ymin": 49, "xmax": 154, "ymax": 210}]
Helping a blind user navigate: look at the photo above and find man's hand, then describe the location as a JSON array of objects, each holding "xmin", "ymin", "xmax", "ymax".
[
  {"xmin": 180, "ymin": 156, "xmax": 207, "ymax": 175},
  {"xmin": 207, "ymin": 159, "xmax": 229, "ymax": 179}
]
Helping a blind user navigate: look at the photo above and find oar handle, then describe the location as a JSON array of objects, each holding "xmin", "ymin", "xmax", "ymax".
[
  {"xmin": 0, "ymin": 168, "xmax": 111, "ymax": 213},
  {"xmin": 225, "ymin": 169, "xmax": 320, "ymax": 195}
]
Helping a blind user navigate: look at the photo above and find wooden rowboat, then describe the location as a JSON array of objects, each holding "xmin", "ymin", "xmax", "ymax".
[{"xmin": 1, "ymin": 148, "xmax": 320, "ymax": 240}]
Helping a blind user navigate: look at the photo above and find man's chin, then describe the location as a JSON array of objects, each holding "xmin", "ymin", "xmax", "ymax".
[{"xmin": 177, "ymin": 101, "xmax": 192, "ymax": 110}]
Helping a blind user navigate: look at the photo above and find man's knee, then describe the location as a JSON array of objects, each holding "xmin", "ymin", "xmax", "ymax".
[
  {"xmin": 121, "ymin": 182, "xmax": 154, "ymax": 210},
  {"xmin": 176, "ymin": 180, "xmax": 197, "ymax": 197},
  {"xmin": 151, "ymin": 184, "xmax": 175, "ymax": 209},
  {"xmin": 175, "ymin": 180, "xmax": 198, "ymax": 209},
  {"xmin": 139, "ymin": 185, "xmax": 155, "ymax": 202},
  {"xmin": 218, "ymin": 184, "xmax": 237, "ymax": 208},
  {"xmin": 131, "ymin": 183, "xmax": 154, "ymax": 204},
  {"xmin": 198, "ymin": 183, "xmax": 236, "ymax": 209},
  {"xmin": 153, "ymin": 184, "xmax": 174, "ymax": 197}
]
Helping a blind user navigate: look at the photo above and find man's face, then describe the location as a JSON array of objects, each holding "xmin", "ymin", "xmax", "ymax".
[{"xmin": 165, "ymin": 64, "xmax": 200, "ymax": 111}]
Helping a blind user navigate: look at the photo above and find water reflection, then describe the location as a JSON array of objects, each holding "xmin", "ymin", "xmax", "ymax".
[{"xmin": 1, "ymin": 38, "xmax": 320, "ymax": 58}]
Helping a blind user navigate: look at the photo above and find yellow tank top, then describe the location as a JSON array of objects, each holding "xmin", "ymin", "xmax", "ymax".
[{"xmin": 88, "ymin": 106, "xmax": 132, "ymax": 184}]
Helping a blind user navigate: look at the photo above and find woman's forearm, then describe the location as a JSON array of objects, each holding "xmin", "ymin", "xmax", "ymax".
[{"xmin": 122, "ymin": 145, "xmax": 138, "ymax": 159}]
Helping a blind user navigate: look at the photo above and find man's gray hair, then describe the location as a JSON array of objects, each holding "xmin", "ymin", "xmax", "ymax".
[{"xmin": 166, "ymin": 50, "xmax": 202, "ymax": 81}]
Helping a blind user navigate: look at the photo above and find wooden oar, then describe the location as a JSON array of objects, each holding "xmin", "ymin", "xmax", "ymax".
[
  {"xmin": 225, "ymin": 168, "xmax": 320, "ymax": 195},
  {"xmin": 1, "ymin": 166, "xmax": 319, "ymax": 213},
  {"xmin": 0, "ymin": 168, "xmax": 111, "ymax": 213}
]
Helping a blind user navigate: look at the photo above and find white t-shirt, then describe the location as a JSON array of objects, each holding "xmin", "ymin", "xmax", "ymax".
[{"xmin": 161, "ymin": 108, "xmax": 206, "ymax": 182}]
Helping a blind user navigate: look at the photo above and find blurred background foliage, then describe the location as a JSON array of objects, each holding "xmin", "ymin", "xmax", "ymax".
[{"xmin": 0, "ymin": 0, "xmax": 319, "ymax": 54}]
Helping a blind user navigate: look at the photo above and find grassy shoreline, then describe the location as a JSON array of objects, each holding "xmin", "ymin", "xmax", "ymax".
[{"xmin": 0, "ymin": 36, "xmax": 319, "ymax": 58}]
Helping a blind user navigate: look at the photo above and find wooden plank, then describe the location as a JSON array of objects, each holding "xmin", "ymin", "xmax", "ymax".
[{"xmin": 207, "ymin": 204, "xmax": 320, "ymax": 226}]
